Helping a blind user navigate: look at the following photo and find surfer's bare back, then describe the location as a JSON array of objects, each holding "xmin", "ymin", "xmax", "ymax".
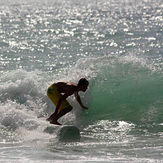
[{"xmin": 46, "ymin": 78, "xmax": 89, "ymax": 125}]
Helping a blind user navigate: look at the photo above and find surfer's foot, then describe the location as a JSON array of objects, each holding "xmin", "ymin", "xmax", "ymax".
[
  {"xmin": 50, "ymin": 121, "xmax": 62, "ymax": 125},
  {"xmin": 46, "ymin": 117, "xmax": 51, "ymax": 121}
]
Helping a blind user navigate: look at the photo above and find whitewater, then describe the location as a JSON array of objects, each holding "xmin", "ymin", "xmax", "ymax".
[{"xmin": 0, "ymin": 0, "xmax": 163, "ymax": 162}]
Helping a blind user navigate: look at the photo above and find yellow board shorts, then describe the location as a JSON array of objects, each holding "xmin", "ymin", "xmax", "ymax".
[{"xmin": 47, "ymin": 84, "xmax": 72, "ymax": 111}]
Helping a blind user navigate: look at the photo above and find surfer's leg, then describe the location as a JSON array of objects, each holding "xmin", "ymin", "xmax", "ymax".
[
  {"xmin": 47, "ymin": 113, "xmax": 62, "ymax": 125},
  {"xmin": 57, "ymin": 106, "xmax": 73, "ymax": 120},
  {"xmin": 46, "ymin": 85, "xmax": 62, "ymax": 122},
  {"xmin": 46, "ymin": 112, "xmax": 57, "ymax": 122},
  {"xmin": 50, "ymin": 106, "xmax": 73, "ymax": 124},
  {"xmin": 50, "ymin": 121, "xmax": 61, "ymax": 125}
]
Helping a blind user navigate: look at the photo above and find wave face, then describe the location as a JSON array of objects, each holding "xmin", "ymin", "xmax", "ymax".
[{"xmin": 83, "ymin": 56, "xmax": 163, "ymax": 128}]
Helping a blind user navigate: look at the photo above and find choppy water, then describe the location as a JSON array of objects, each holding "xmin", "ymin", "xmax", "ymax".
[{"xmin": 0, "ymin": 0, "xmax": 163, "ymax": 162}]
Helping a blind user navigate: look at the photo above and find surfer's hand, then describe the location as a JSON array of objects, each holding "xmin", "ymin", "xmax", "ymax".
[{"xmin": 82, "ymin": 106, "xmax": 88, "ymax": 110}]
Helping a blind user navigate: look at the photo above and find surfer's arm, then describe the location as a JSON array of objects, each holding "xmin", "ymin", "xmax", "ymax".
[
  {"xmin": 74, "ymin": 92, "xmax": 88, "ymax": 110},
  {"xmin": 55, "ymin": 92, "xmax": 71, "ymax": 114}
]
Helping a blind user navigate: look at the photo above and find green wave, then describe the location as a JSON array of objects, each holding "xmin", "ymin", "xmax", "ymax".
[{"xmin": 84, "ymin": 61, "xmax": 163, "ymax": 126}]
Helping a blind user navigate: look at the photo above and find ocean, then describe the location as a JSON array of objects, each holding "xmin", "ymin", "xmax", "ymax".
[{"xmin": 0, "ymin": 0, "xmax": 163, "ymax": 162}]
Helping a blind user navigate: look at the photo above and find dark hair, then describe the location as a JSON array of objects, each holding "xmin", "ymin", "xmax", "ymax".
[{"xmin": 77, "ymin": 78, "xmax": 89, "ymax": 87}]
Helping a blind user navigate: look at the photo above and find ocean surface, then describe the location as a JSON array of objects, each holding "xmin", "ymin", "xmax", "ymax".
[{"xmin": 0, "ymin": 0, "xmax": 163, "ymax": 162}]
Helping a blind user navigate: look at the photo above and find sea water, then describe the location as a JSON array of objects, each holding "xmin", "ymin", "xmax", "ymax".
[{"xmin": 0, "ymin": 0, "xmax": 163, "ymax": 162}]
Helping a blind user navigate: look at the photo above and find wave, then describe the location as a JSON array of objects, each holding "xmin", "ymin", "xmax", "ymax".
[
  {"xmin": 0, "ymin": 66, "xmax": 95, "ymax": 133},
  {"xmin": 0, "ymin": 55, "xmax": 163, "ymax": 135},
  {"xmin": 84, "ymin": 55, "xmax": 163, "ymax": 127}
]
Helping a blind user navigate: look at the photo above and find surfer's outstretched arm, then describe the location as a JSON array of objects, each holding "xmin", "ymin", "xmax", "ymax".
[{"xmin": 74, "ymin": 92, "xmax": 88, "ymax": 110}]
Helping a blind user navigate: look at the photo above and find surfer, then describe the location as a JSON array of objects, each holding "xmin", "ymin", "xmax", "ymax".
[{"xmin": 46, "ymin": 78, "xmax": 89, "ymax": 125}]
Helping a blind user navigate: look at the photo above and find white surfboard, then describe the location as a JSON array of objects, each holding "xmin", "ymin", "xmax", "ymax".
[{"xmin": 58, "ymin": 125, "xmax": 80, "ymax": 140}]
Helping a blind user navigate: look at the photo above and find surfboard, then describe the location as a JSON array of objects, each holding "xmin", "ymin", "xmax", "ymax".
[{"xmin": 58, "ymin": 125, "xmax": 80, "ymax": 141}]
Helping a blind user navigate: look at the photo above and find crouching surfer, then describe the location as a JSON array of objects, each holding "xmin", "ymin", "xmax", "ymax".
[{"xmin": 46, "ymin": 78, "xmax": 89, "ymax": 125}]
